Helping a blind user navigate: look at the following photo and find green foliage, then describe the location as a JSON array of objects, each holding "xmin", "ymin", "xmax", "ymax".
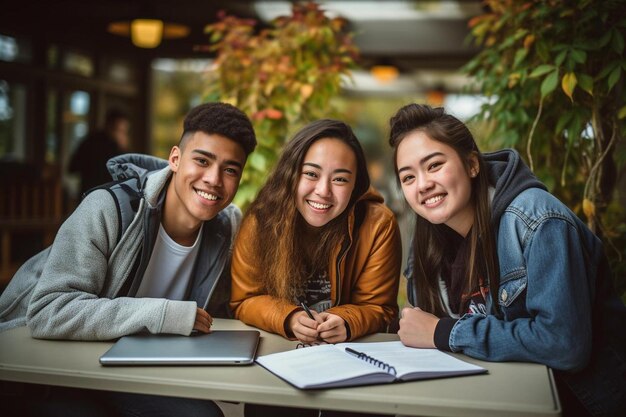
[
  {"xmin": 463, "ymin": 0, "xmax": 626, "ymax": 295},
  {"xmin": 203, "ymin": 2, "xmax": 358, "ymax": 209}
]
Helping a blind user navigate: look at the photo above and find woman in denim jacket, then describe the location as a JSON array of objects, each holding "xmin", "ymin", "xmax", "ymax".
[{"xmin": 389, "ymin": 103, "xmax": 625, "ymax": 417}]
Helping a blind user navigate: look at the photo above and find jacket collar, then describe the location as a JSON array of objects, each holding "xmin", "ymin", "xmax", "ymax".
[
  {"xmin": 143, "ymin": 167, "xmax": 172, "ymax": 208},
  {"xmin": 345, "ymin": 187, "xmax": 384, "ymax": 240}
]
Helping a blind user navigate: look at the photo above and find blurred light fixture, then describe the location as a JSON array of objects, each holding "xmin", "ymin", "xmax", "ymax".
[
  {"xmin": 370, "ymin": 65, "xmax": 399, "ymax": 84},
  {"xmin": 108, "ymin": 19, "xmax": 190, "ymax": 48},
  {"xmin": 131, "ymin": 19, "xmax": 163, "ymax": 48}
]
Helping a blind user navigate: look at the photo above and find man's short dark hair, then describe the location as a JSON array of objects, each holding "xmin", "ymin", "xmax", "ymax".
[
  {"xmin": 104, "ymin": 108, "xmax": 129, "ymax": 127},
  {"xmin": 180, "ymin": 102, "xmax": 257, "ymax": 156}
]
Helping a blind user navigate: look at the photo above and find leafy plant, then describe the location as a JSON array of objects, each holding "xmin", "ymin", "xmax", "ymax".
[
  {"xmin": 202, "ymin": 1, "xmax": 358, "ymax": 208},
  {"xmin": 463, "ymin": 0, "xmax": 626, "ymax": 298}
]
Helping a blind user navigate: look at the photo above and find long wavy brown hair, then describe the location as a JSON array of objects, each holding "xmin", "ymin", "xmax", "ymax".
[
  {"xmin": 246, "ymin": 119, "xmax": 370, "ymax": 302},
  {"xmin": 388, "ymin": 104, "xmax": 499, "ymax": 317}
]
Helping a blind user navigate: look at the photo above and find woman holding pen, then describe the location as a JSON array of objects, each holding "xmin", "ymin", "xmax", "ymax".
[
  {"xmin": 231, "ymin": 119, "xmax": 401, "ymax": 347},
  {"xmin": 231, "ymin": 119, "xmax": 400, "ymax": 417},
  {"xmin": 388, "ymin": 103, "xmax": 626, "ymax": 417}
]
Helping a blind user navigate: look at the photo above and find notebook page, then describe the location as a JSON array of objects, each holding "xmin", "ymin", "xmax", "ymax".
[
  {"xmin": 337, "ymin": 341, "xmax": 485, "ymax": 378},
  {"xmin": 256, "ymin": 344, "xmax": 391, "ymax": 388}
]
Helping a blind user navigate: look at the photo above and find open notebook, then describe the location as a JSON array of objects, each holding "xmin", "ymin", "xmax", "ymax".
[{"xmin": 256, "ymin": 341, "xmax": 486, "ymax": 389}]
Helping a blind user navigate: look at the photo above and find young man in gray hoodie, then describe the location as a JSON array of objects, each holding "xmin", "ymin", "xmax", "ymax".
[{"xmin": 0, "ymin": 102, "xmax": 257, "ymax": 417}]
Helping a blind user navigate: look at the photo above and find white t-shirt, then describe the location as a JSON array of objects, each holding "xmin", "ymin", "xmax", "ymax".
[{"xmin": 135, "ymin": 223, "xmax": 203, "ymax": 300}]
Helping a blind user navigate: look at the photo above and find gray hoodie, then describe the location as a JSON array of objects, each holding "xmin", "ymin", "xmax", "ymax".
[{"xmin": 0, "ymin": 154, "xmax": 241, "ymax": 339}]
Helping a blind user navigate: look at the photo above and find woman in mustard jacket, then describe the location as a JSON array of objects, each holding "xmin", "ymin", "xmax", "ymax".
[{"xmin": 231, "ymin": 119, "xmax": 401, "ymax": 347}]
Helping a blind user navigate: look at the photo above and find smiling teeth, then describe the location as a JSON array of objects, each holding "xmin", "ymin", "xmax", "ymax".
[
  {"xmin": 308, "ymin": 201, "xmax": 331, "ymax": 209},
  {"xmin": 424, "ymin": 195, "xmax": 444, "ymax": 204},
  {"xmin": 196, "ymin": 190, "xmax": 218, "ymax": 201}
]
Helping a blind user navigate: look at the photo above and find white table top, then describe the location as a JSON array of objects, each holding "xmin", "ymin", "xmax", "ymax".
[{"xmin": 0, "ymin": 318, "xmax": 560, "ymax": 417}]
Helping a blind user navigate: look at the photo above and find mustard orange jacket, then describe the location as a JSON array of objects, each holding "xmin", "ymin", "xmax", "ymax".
[{"xmin": 230, "ymin": 189, "xmax": 401, "ymax": 340}]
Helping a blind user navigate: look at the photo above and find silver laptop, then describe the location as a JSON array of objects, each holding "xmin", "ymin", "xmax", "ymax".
[{"xmin": 99, "ymin": 330, "xmax": 260, "ymax": 366}]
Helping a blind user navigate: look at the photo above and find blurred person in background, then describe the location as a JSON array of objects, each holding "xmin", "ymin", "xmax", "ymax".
[{"xmin": 69, "ymin": 108, "xmax": 130, "ymax": 196}]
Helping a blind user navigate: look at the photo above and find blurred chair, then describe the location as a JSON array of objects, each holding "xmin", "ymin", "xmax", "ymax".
[{"xmin": 0, "ymin": 164, "xmax": 63, "ymax": 285}]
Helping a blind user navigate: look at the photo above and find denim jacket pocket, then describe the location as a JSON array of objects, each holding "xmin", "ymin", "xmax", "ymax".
[{"xmin": 498, "ymin": 269, "xmax": 528, "ymax": 319}]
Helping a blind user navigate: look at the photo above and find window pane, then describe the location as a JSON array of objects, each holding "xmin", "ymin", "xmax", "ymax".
[
  {"xmin": 66, "ymin": 91, "xmax": 90, "ymax": 155},
  {"xmin": 105, "ymin": 59, "xmax": 136, "ymax": 83},
  {"xmin": 0, "ymin": 80, "xmax": 27, "ymax": 162},
  {"xmin": 0, "ymin": 34, "xmax": 32, "ymax": 63},
  {"xmin": 62, "ymin": 90, "xmax": 90, "ymax": 199},
  {"xmin": 47, "ymin": 44, "xmax": 60, "ymax": 69},
  {"xmin": 46, "ymin": 90, "xmax": 59, "ymax": 164},
  {"xmin": 62, "ymin": 50, "xmax": 94, "ymax": 77},
  {"xmin": 151, "ymin": 58, "xmax": 211, "ymax": 158}
]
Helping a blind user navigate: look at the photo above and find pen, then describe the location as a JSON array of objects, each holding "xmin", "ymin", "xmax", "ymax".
[
  {"xmin": 300, "ymin": 301, "xmax": 315, "ymax": 320},
  {"xmin": 345, "ymin": 347, "xmax": 363, "ymax": 358}
]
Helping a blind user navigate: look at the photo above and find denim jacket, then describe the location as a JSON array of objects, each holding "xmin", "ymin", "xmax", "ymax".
[
  {"xmin": 450, "ymin": 188, "xmax": 618, "ymax": 365},
  {"xmin": 405, "ymin": 149, "xmax": 626, "ymax": 415}
]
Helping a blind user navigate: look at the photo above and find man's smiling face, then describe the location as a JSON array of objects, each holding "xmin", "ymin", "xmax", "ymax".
[{"xmin": 167, "ymin": 131, "xmax": 246, "ymax": 229}]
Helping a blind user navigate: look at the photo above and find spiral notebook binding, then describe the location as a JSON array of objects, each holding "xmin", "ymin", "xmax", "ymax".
[
  {"xmin": 356, "ymin": 351, "xmax": 397, "ymax": 376},
  {"xmin": 345, "ymin": 347, "xmax": 397, "ymax": 376},
  {"xmin": 296, "ymin": 344, "xmax": 398, "ymax": 376}
]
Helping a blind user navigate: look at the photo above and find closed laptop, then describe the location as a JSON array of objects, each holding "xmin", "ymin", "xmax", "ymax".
[{"xmin": 99, "ymin": 330, "xmax": 260, "ymax": 366}]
